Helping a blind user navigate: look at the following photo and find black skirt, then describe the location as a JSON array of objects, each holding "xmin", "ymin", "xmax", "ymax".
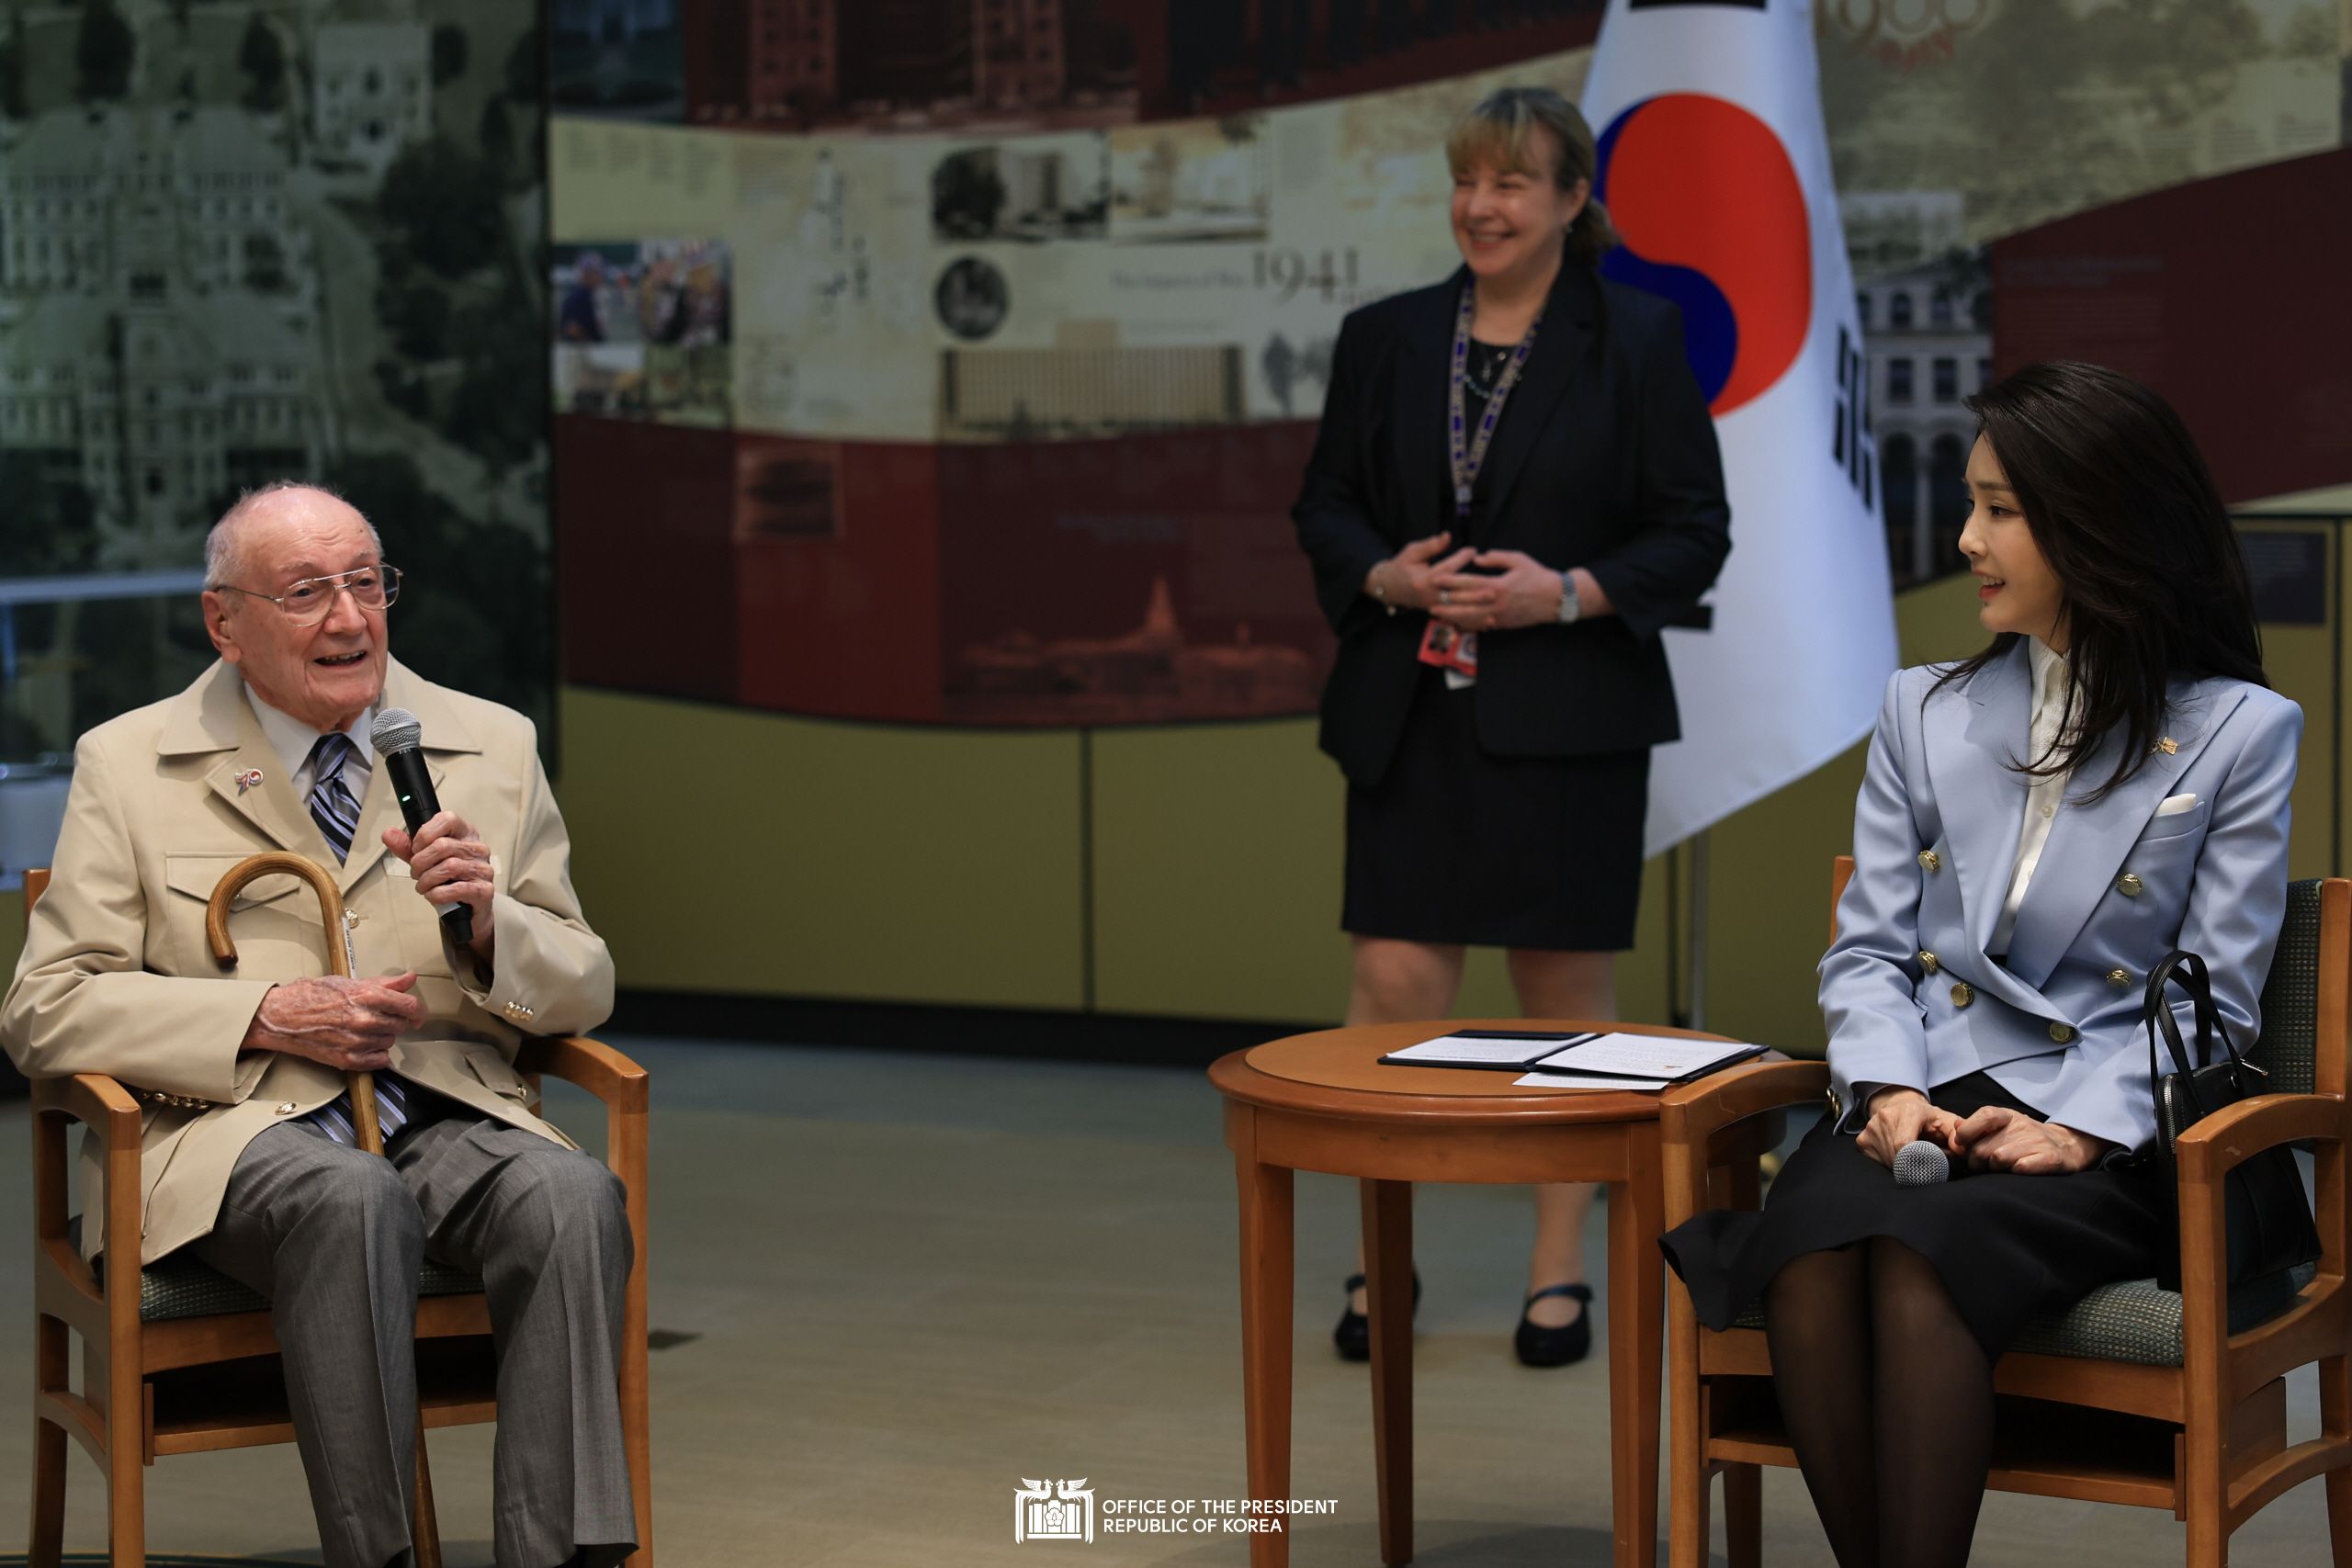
[
  {"xmin": 1657, "ymin": 1072, "xmax": 2172, "ymax": 1359},
  {"xmin": 1342, "ymin": 663, "xmax": 1649, "ymax": 952}
]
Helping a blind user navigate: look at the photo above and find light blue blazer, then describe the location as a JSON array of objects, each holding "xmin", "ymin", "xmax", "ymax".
[{"xmin": 1822, "ymin": 640, "xmax": 2301, "ymax": 1151}]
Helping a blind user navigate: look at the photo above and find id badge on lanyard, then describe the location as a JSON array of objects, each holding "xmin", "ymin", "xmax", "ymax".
[
  {"xmin": 1421, "ymin": 287, "xmax": 1539, "ymax": 690},
  {"xmin": 1418, "ymin": 620, "xmax": 1478, "ymax": 688}
]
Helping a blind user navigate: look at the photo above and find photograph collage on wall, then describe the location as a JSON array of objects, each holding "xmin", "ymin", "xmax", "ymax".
[{"xmin": 552, "ymin": 238, "xmax": 734, "ymax": 424}]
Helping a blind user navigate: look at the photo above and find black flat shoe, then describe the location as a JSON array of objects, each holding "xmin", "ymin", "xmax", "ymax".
[
  {"xmin": 1333, "ymin": 1268, "xmax": 1422, "ymax": 1361},
  {"xmin": 1514, "ymin": 1281, "xmax": 1594, "ymax": 1368}
]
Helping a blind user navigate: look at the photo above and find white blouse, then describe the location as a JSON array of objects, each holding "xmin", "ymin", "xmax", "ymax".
[{"xmin": 1989, "ymin": 637, "xmax": 2075, "ymax": 955}]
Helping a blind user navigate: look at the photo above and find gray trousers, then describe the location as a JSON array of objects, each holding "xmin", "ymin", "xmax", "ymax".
[{"xmin": 189, "ymin": 1109, "xmax": 637, "ymax": 1568}]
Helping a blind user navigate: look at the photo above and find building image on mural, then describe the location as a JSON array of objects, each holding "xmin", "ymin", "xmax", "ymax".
[
  {"xmin": 550, "ymin": 0, "xmax": 686, "ymax": 120},
  {"xmin": 0, "ymin": 0, "xmax": 553, "ymax": 760},
  {"xmin": 1108, "ymin": 115, "xmax": 1271, "ymax": 243},
  {"xmin": 685, "ymin": 0, "xmax": 1141, "ymax": 130},
  {"xmin": 947, "ymin": 574, "xmax": 1320, "ymax": 725},
  {"xmin": 931, "ymin": 136, "xmax": 1111, "ymax": 243},
  {"xmin": 1818, "ymin": 0, "xmax": 2343, "ymax": 243},
  {"xmin": 1837, "ymin": 191, "xmax": 1991, "ymax": 590}
]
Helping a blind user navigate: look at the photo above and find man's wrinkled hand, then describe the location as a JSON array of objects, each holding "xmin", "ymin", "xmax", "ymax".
[
  {"xmin": 385, "ymin": 809, "xmax": 496, "ymax": 960},
  {"xmin": 242, "ymin": 972, "xmax": 424, "ymax": 1072}
]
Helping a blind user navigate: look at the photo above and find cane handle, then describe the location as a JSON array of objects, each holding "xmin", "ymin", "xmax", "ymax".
[{"xmin": 206, "ymin": 852, "xmax": 384, "ymax": 1155}]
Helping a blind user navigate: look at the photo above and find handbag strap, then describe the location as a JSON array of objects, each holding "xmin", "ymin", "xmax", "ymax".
[{"xmin": 2143, "ymin": 949, "xmax": 2256, "ymax": 1107}]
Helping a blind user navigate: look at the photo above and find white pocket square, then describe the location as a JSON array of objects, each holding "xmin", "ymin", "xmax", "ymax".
[{"xmin": 2154, "ymin": 793, "xmax": 2199, "ymax": 818}]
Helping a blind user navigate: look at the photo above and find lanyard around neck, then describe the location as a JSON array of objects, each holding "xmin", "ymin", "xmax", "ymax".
[{"xmin": 1448, "ymin": 285, "xmax": 1542, "ymax": 521}]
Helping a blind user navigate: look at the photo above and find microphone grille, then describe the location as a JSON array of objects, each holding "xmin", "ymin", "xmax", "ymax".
[
  {"xmin": 370, "ymin": 707, "xmax": 422, "ymax": 757},
  {"xmin": 1892, "ymin": 1139, "xmax": 1951, "ymax": 1188}
]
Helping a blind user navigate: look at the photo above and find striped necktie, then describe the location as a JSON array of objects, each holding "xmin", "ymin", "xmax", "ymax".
[
  {"xmin": 302, "ymin": 731, "xmax": 412, "ymax": 1145},
  {"xmin": 307, "ymin": 732, "xmax": 362, "ymax": 861}
]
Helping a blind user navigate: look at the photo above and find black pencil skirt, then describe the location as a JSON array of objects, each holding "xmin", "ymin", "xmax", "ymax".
[
  {"xmin": 1657, "ymin": 1072, "xmax": 2173, "ymax": 1358},
  {"xmin": 1342, "ymin": 665, "xmax": 1649, "ymax": 952}
]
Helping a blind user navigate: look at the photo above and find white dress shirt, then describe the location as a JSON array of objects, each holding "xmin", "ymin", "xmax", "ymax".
[{"xmin": 244, "ymin": 687, "xmax": 377, "ymax": 807}]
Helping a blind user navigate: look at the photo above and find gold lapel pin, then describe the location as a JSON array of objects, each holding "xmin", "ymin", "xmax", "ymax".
[
  {"xmin": 235, "ymin": 768, "xmax": 264, "ymax": 793},
  {"xmin": 2156, "ymin": 738, "xmax": 2178, "ymax": 755}
]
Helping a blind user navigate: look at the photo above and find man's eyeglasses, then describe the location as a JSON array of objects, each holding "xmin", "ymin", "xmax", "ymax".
[{"xmin": 215, "ymin": 566, "xmax": 403, "ymax": 627}]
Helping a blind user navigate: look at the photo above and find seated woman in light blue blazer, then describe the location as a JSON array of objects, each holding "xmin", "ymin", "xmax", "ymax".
[{"xmin": 1661, "ymin": 361, "xmax": 2299, "ymax": 1568}]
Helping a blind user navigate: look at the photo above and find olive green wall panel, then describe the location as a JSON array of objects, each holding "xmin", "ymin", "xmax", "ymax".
[
  {"xmin": 558, "ymin": 688, "xmax": 1086, "ymax": 1010},
  {"xmin": 551, "ymin": 544, "xmax": 2338, "ymax": 1030},
  {"xmin": 1083, "ymin": 720, "xmax": 1675, "ymax": 1027},
  {"xmin": 2256, "ymin": 523, "xmax": 2336, "ymax": 882},
  {"xmin": 1085, "ymin": 720, "xmax": 1348, "ymax": 1024}
]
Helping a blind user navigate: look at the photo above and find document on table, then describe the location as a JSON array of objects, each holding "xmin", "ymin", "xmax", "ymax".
[
  {"xmin": 1379, "ymin": 1031, "xmax": 1599, "ymax": 1070},
  {"xmin": 1521, "ymin": 1032, "xmax": 1767, "ymax": 1085},
  {"xmin": 1514, "ymin": 1071, "xmax": 1676, "ymax": 1090}
]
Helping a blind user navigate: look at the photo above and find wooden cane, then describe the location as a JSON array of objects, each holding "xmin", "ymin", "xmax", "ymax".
[
  {"xmin": 206, "ymin": 851, "xmax": 443, "ymax": 1568},
  {"xmin": 205, "ymin": 852, "xmax": 382, "ymax": 1151}
]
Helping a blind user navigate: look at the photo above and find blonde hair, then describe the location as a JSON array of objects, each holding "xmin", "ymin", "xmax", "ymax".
[{"xmin": 1445, "ymin": 86, "xmax": 1617, "ymax": 266}]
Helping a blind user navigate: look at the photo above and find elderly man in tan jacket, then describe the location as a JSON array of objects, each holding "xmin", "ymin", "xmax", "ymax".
[{"xmin": 2, "ymin": 483, "xmax": 634, "ymax": 1568}]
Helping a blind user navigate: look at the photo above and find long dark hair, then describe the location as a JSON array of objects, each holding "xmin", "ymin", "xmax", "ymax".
[{"xmin": 1931, "ymin": 361, "xmax": 2266, "ymax": 802}]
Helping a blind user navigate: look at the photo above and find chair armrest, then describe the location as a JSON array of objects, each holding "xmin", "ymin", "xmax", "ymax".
[
  {"xmin": 28, "ymin": 1073, "xmax": 141, "ymax": 1292},
  {"xmin": 1658, "ymin": 1058, "xmax": 1830, "ymax": 1148},
  {"xmin": 2173, "ymin": 1092, "xmax": 2342, "ymax": 1185},
  {"xmin": 2168, "ymin": 1092, "xmax": 2344, "ymax": 1369},
  {"xmin": 514, "ymin": 1034, "xmax": 649, "ymax": 1114},
  {"xmin": 30, "ymin": 1071, "xmax": 142, "ymax": 1146}
]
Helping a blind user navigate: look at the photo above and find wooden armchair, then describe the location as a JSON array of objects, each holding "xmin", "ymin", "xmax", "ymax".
[
  {"xmin": 1657, "ymin": 856, "xmax": 2352, "ymax": 1568},
  {"xmin": 22, "ymin": 868, "xmax": 655, "ymax": 1567}
]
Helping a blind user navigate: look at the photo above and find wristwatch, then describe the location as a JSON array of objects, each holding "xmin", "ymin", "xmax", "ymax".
[{"xmin": 1555, "ymin": 570, "xmax": 1582, "ymax": 625}]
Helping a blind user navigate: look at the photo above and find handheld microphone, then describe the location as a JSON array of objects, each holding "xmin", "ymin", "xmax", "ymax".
[
  {"xmin": 369, "ymin": 707, "xmax": 472, "ymax": 950},
  {"xmin": 1893, "ymin": 1139, "xmax": 1955, "ymax": 1187}
]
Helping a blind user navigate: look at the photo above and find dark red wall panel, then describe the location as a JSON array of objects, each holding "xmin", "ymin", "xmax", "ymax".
[
  {"xmin": 734, "ymin": 438, "xmax": 947, "ymax": 723},
  {"xmin": 1991, "ymin": 149, "xmax": 2352, "ymax": 507},
  {"xmin": 557, "ymin": 417, "xmax": 741, "ymax": 703}
]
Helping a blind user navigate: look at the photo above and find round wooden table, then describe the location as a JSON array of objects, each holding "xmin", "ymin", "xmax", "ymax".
[{"xmin": 1210, "ymin": 1019, "xmax": 1770, "ymax": 1568}]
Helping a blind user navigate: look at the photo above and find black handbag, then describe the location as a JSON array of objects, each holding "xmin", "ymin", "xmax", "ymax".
[{"xmin": 2143, "ymin": 950, "xmax": 2321, "ymax": 1292}]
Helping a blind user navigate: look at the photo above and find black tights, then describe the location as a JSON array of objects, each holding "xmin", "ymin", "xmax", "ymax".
[{"xmin": 1764, "ymin": 1237, "xmax": 1996, "ymax": 1568}]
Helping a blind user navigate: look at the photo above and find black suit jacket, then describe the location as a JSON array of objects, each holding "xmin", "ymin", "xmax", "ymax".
[{"xmin": 1293, "ymin": 261, "xmax": 1731, "ymax": 788}]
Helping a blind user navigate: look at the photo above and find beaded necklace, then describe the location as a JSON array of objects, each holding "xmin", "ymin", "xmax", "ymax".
[{"xmin": 1447, "ymin": 284, "xmax": 1542, "ymax": 523}]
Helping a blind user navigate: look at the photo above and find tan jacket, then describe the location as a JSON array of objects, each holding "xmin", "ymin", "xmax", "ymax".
[{"xmin": 2, "ymin": 658, "xmax": 615, "ymax": 1263}]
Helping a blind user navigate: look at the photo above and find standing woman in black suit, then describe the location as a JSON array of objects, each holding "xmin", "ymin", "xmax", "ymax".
[{"xmin": 1294, "ymin": 86, "xmax": 1731, "ymax": 1366}]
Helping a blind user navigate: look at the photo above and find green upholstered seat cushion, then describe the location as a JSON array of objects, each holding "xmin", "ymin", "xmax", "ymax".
[
  {"xmin": 1725, "ymin": 1262, "xmax": 2316, "ymax": 1368},
  {"xmin": 72, "ymin": 1217, "xmax": 483, "ymax": 1323}
]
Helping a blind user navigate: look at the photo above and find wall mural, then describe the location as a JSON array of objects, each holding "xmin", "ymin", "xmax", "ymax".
[
  {"xmin": 0, "ymin": 0, "xmax": 551, "ymax": 773},
  {"xmin": 549, "ymin": 0, "xmax": 2350, "ymax": 728},
  {"xmin": 7, "ymin": 0, "xmax": 2335, "ymax": 755},
  {"xmin": 1821, "ymin": 0, "xmax": 2349, "ymax": 587}
]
